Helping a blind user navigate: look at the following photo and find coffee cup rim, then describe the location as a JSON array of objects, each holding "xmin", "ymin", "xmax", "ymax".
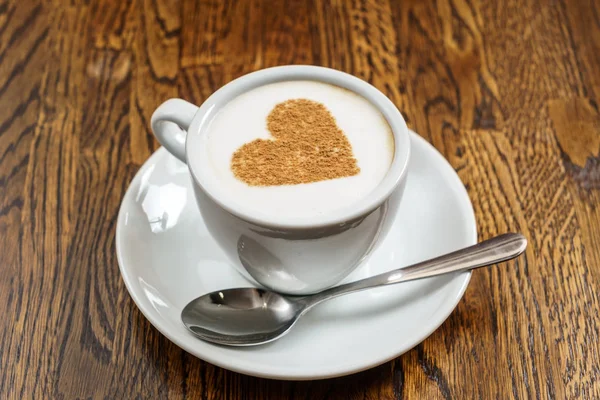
[{"xmin": 185, "ymin": 65, "xmax": 411, "ymax": 229}]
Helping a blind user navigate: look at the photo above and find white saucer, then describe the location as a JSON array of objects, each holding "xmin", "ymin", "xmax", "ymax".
[{"xmin": 116, "ymin": 131, "xmax": 477, "ymax": 380}]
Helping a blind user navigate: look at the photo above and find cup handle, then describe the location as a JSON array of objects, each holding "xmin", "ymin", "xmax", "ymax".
[{"xmin": 150, "ymin": 98, "xmax": 199, "ymax": 163}]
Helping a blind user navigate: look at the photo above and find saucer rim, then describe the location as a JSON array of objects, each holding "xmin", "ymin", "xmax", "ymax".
[{"xmin": 116, "ymin": 130, "xmax": 477, "ymax": 380}]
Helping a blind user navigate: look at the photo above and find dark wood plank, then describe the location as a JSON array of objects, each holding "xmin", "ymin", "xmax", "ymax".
[
  {"xmin": 130, "ymin": 0, "xmax": 180, "ymax": 165},
  {"xmin": 0, "ymin": 0, "xmax": 54, "ymax": 397}
]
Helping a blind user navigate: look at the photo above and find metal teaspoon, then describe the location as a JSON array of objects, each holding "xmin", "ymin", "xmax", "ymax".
[{"xmin": 181, "ymin": 233, "xmax": 527, "ymax": 346}]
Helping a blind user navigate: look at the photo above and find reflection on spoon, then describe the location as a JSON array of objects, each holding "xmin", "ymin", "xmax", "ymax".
[{"xmin": 237, "ymin": 235, "xmax": 308, "ymax": 292}]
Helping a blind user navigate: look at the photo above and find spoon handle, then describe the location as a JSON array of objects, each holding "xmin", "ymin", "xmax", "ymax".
[{"xmin": 305, "ymin": 233, "xmax": 527, "ymax": 308}]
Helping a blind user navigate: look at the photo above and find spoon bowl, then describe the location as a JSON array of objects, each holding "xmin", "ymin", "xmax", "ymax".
[
  {"xmin": 182, "ymin": 288, "xmax": 303, "ymax": 345},
  {"xmin": 182, "ymin": 233, "xmax": 527, "ymax": 346}
]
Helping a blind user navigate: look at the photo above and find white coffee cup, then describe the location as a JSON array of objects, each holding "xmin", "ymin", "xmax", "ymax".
[{"xmin": 151, "ymin": 66, "xmax": 411, "ymax": 294}]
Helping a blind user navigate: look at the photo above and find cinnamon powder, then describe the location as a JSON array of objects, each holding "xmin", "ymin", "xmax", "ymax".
[{"xmin": 231, "ymin": 99, "xmax": 360, "ymax": 186}]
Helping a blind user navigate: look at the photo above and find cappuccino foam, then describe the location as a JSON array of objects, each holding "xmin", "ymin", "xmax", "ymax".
[{"xmin": 205, "ymin": 81, "xmax": 394, "ymax": 219}]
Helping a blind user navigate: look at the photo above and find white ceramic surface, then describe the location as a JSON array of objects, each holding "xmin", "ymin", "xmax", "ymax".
[
  {"xmin": 151, "ymin": 66, "xmax": 411, "ymax": 294},
  {"xmin": 116, "ymin": 131, "xmax": 477, "ymax": 380}
]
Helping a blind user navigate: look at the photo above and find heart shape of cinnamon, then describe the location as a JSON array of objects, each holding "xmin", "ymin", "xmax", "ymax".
[{"xmin": 231, "ymin": 99, "xmax": 360, "ymax": 186}]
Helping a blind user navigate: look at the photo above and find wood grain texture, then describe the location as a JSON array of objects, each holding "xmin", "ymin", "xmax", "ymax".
[{"xmin": 0, "ymin": 0, "xmax": 599, "ymax": 398}]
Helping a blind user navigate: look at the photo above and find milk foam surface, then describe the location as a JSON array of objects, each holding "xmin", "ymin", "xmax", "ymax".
[{"xmin": 204, "ymin": 81, "xmax": 394, "ymax": 219}]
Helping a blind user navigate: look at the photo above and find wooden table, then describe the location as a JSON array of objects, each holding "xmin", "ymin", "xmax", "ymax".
[{"xmin": 1, "ymin": 0, "xmax": 599, "ymax": 398}]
